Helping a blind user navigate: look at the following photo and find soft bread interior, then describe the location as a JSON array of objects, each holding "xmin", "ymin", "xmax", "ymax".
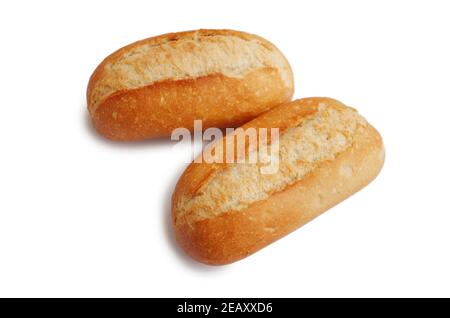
[
  {"xmin": 89, "ymin": 30, "xmax": 293, "ymax": 113},
  {"xmin": 175, "ymin": 102, "xmax": 368, "ymax": 222}
]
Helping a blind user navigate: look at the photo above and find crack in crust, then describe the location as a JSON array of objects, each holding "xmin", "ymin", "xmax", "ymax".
[
  {"xmin": 175, "ymin": 100, "xmax": 368, "ymax": 223},
  {"xmin": 88, "ymin": 29, "xmax": 293, "ymax": 114}
]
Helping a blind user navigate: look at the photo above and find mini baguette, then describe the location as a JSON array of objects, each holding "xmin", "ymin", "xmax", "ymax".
[
  {"xmin": 87, "ymin": 29, "xmax": 294, "ymax": 140},
  {"xmin": 172, "ymin": 97, "xmax": 385, "ymax": 265}
]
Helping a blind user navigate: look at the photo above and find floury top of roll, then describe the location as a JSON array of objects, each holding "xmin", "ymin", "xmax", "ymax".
[{"xmin": 87, "ymin": 29, "xmax": 294, "ymax": 141}]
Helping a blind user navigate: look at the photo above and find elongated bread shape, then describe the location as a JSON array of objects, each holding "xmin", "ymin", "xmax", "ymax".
[
  {"xmin": 172, "ymin": 97, "xmax": 385, "ymax": 265},
  {"xmin": 87, "ymin": 29, "xmax": 294, "ymax": 140}
]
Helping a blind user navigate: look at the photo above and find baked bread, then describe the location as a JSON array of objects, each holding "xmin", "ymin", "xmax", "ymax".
[
  {"xmin": 172, "ymin": 97, "xmax": 385, "ymax": 265},
  {"xmin": 87, "ymin": 29, "xmax": 294, "ymax": 140}
]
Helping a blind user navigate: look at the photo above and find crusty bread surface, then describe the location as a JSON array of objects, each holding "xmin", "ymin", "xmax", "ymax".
[
  {"xmin": 87, "ymin": 29, "xmax": 294, "ymax": 140},
  {"xmin": 172, "ymin": 97, "xmax": 385, "ymax": 265}
]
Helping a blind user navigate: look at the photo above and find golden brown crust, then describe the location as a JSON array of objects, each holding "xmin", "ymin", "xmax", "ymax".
[
  {"xmin": 91, "ymin": 67, "xmax": 290, "ymax": 140},
  {"xmin": 172, "ymin": 98, "xmax": 385, "ymax": 265},
  {"xmin": 87, "ymin": 29, "xmax": 294, "ymax": 140}
]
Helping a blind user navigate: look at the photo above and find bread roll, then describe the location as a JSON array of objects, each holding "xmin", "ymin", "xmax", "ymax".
[
  {"xmin": 172, "ymin": 97, "xmax": 385, "ymax": 265},
  {"xmin": 87, "ymin": 29, "xmax": 294, "ymax": 140}
]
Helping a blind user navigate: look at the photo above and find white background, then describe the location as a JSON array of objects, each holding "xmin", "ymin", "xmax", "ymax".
[{"xmin": 0, "ymin": 0, "xmax": 449, "ymax": 297}]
